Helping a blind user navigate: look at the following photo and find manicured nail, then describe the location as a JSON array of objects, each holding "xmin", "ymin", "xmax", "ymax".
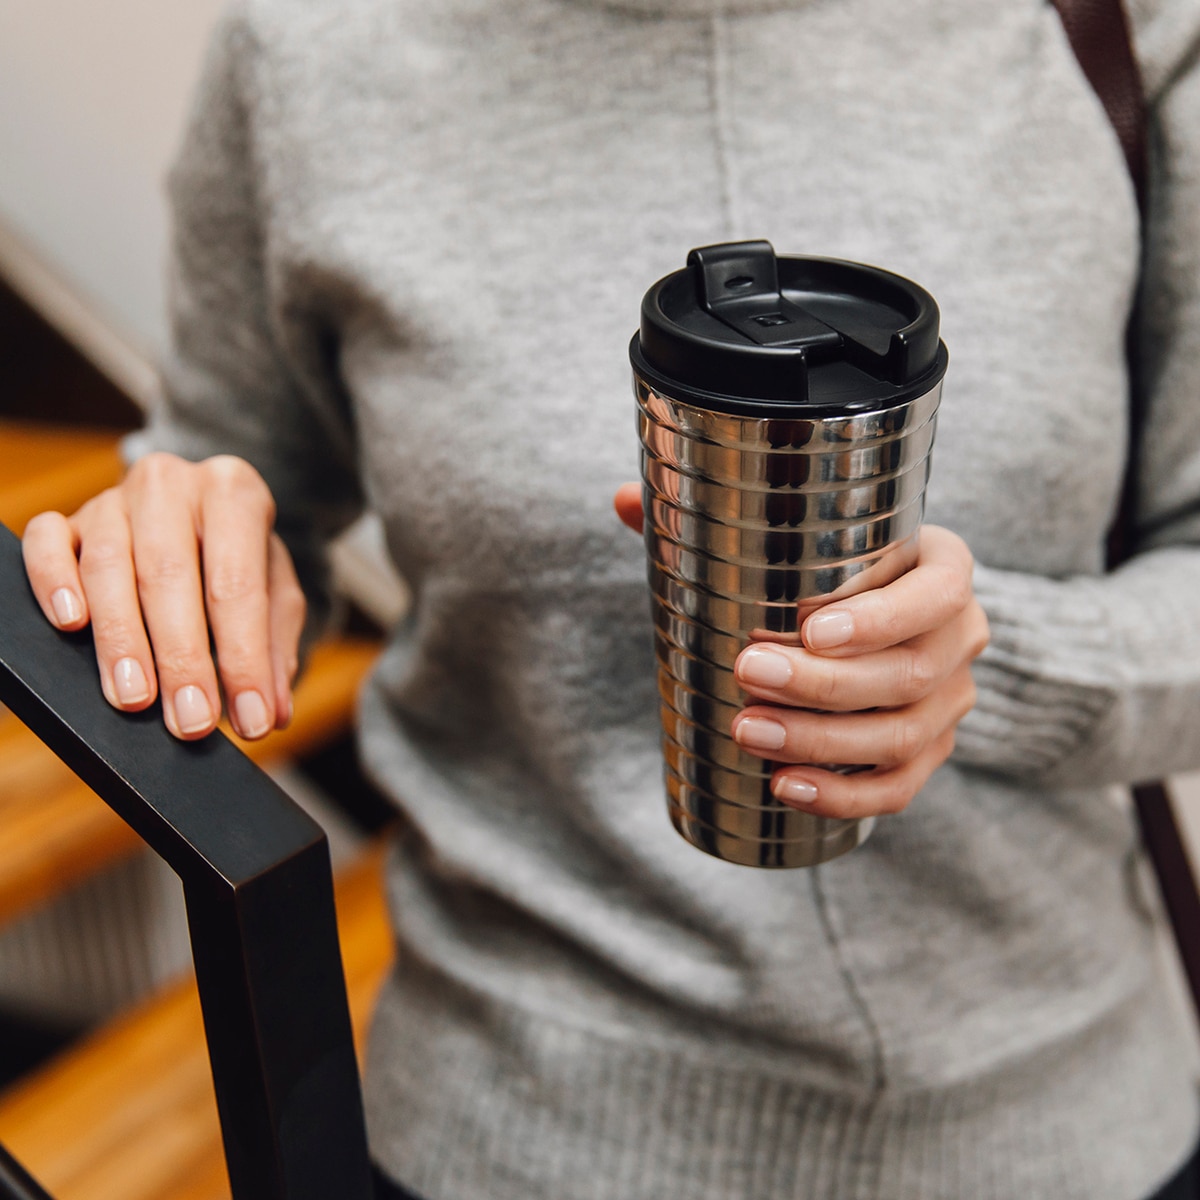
[
  {"xmin": 737, "ymin": 647, "xmax": 793, "ymax": 689},
  {"xmin": 233, "ymin": 690, "xmax": 271, "ymax": 739},
  {"xmin": 113, "ymin": 658, "xmax": 151, "ymax": 706},
  {"xmin": 806, "ymin": 609, "xmax": 854, "ymax": 650},
  {"xmin": 774, "ymin": 777, "xmax": 819, "ymax": 806},
  {"xmin": 50, "ymin": 587, "xmax": 82, "ymax": 627},
  {"xmin": 173, "ymin": 685, "xmax": 214, "ymax": 735},
  {"xmin": 734, "ymin": 716, "xmax": 787, "ymax": 751}
]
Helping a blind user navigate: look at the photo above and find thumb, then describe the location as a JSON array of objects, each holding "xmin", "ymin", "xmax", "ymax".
[{"xmin": 613, "ymin": 482, "xmax": 643, "ymax": 534}]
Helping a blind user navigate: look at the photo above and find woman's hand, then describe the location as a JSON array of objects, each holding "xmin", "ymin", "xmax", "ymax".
[
  {"xmin": 614, "ymin": 483, "xmax": 989, "ymax": 819},
  {"xmin": 22, "ymin": 452, "xmax": 305, "ymax": 742},
  {"xmin": 729, "ymin": 525, "xmax": 988, "ymax": 818}
]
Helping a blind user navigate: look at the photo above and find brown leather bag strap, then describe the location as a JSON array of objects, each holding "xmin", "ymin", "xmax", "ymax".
[
  {"xmin": 1050, "ymin": 0, "xmax": 1148, "ymax": 213},
  {"xmin": 1136, "ymin": 784, "xmax": 1200, "ymax": 1012},
  {"xmin": 1051, "ymin": 0, "xmax": 1200, "ymax": 1021},
  {"xmin": 1049, "ymin": 0, "xmax": 1148, "ymax": 568}
]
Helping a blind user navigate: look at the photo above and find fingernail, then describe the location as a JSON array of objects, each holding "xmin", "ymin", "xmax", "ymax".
[
  {"xmin": 737, "ymin": 647, "xmax": 793, "ymax": 689},
  {"xmin": 233, "ymin": 690, "xmax": 271, "ymax": 740},
  {"xmin": 806, "ymin": 609, "xmax": 854, "ymax": 650},
  {"xmin": 173, "ymin": 685, "xmax": 214, "ymax": 735},
  {"xmin": 50, "ymin": 588, "xmax": 82, "ymax": 627},
  {"xmin": 113, "ymin": 658, "xmax": 151, "ymax": 705},
  {"xmin": 774, "ymin": 777, "xmax": 819, "ymax": 806},
  {"xmin": 734, "ymin": 716, "xmax": 787, "ymax": 751}
]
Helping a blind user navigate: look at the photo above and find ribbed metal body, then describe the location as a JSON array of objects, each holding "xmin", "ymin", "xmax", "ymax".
[{"xmin": 636, "ymin": 376, "xmax": 942, "ymax": 868}]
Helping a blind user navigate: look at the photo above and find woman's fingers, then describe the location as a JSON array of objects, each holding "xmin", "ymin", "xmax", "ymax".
[
  {"xmin": 266, "ymin": 532, "xmax": 305, "ymax": 729},
  {"xmin": 732, "ymin": 662, "xmax": 977, "ymax": 773},
  {"xmin": 198, "ymin": 458, "xmax": 278, "ymax": 740},
  {"xmin": 22, "ymin": 452, "xmax": 300, "ymax": 743},
  {"xmin": 22, "ymin": 511, "xmax": 89, "ymax": 631},
  {"xmin": 724, "ymin": 524, "xmax": 989, "ymax": 820},
  {"xmin": 800, "ymin": 525, "xmax": 977, "ymax": 656},
  {"xmin": 126, "ymin": 464, "xmax": 220, "ymax": 740},
  {"xmin": 765, "ymin": 728, "xmax": 959, "ymax": 821},
  {"xmin": 72, "ymin": 492, "xmax": 160, "ymax": 713},
  {"xmin": 735, "ymin": 613, "xmax": 975, "ymax": 712}
]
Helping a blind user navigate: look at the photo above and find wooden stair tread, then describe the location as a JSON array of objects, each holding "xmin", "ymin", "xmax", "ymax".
[
  {"xmin": 0, "ymin": 420, "xmax": 125, "ymax": 536},
  {"xmin": 0, "ymin": 843, "xmax": 394, "ymax": 1200},
  {"xmin": 0, "ymin": 637, "xmax": 381, "ymax": 927}
]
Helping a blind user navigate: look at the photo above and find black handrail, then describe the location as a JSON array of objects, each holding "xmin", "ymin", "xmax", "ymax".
[
  {"xmin": 0, "ymin": 1146, "xmax": 53, "ymax": 1200},
  {"xmin": 0, "ymin": 522, "xmax": 373, "ymax": 1200}
]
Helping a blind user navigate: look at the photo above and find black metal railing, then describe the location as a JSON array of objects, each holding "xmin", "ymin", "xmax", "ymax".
[{"xmin": 0, "ymin": 521, "xmax": 373, "ymax": 1200}]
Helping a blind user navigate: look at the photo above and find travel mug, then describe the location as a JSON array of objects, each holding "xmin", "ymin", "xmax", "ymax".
[{"xmin": 630, "ymin": 240, "xmax": 948, "ymax": 868}]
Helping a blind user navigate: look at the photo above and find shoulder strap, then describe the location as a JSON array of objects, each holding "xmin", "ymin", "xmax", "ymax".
[
  {"xmin": 1049, "ymin": 0, "xmax": 1148, "ymax": 213},
  {"xmin": 1050, "ymin": 0, "xmax": 1200, "ymax": 1021}
]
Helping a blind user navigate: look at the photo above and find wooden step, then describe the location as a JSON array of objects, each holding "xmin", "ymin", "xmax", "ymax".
[
  {"xmin": 0, "ymin": 637, "xmax": 381, "ymax": 927},
  {"xmin": 0, "ymin": 419, "xmax": 125, "ymax": 536},
  {"xmin": 0, "ymin": 843, "xmax": 394, "ymax": 1200}
]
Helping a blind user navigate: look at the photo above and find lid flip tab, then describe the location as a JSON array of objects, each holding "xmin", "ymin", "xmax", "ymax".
[{"xmin": 688, "ymin": 241, "xmax": 842, "ymax": 352}]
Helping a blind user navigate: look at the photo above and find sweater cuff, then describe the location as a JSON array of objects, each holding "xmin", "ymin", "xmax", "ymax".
[{"xmin": 953, "ymin": 563, "xmax": 1116, "ymax": 781}]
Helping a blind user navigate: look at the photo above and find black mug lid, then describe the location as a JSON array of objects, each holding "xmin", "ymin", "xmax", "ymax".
[{"xmin": 631, "ymin": 240, "xmax": 948, "ymax": 417}]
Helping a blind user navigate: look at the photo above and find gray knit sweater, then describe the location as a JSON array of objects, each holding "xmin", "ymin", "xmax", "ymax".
[{"xmin": 147, "ymin": 0, "xmax": 1200, "ymax": 1196}]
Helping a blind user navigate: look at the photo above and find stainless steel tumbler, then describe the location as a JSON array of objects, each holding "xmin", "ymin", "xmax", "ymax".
[{"xmin": 630, "ymin": 241, "xmax": 948, "ymax": 869}]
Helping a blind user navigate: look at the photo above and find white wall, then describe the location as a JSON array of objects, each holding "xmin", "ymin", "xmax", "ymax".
[{"xmin": 0, "ymin": 0, "xmax": 228, "ymax": 356}]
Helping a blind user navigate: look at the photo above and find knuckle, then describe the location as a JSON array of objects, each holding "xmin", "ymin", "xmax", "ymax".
[
  {"xmin": 937, "ymin": 564, "xmax": 972, "ymax": 614},
  {"xmin": 132, "ymin": 451, "xmax": 189, "ymax": 490},
  {"xmin": 89, "ymin": 612, "xmax": 141, "ymax": 652},
  {"xmin": 874, "ymin": 595, "xmax": 905, "ymax": 642},
  {"xmin": 203, "ymin": 454, "xmax": 251, "ymax": 484},
  {"xmin": 137, "ymin": 555, "xmax": 195, "ymax": 593},
  {"xmin": 215, "ymin": 645, "xmax": 264, "ymax": 684},
  {"xmin": 800, "ymin": 718, "xmax": 839, "ymax": 766},
  {"xmin": 204, "ymin": 456, "xmax": 275, "ymax": 511},
  {"xmin": 948, "ymin": 527, "xmax": 973, "ymax": 562},
  {"xmin": 206, "ymin": 566, "xmax": 260, "ymax": 606},
  {"xmin": 887, "ymin": 715, "xmax": 926, "ymax": 766},
  {"xmin": 79, "ymin": 538, "xmax": 129, "ymax": 574},
  {"xmin": 809, "ymin": 662, "xmax": 842, "ymax": 709},
  {"xmin": 74, "ymin": 490, "xmax": 114, "ymax": 527},
  {"xmin": 879, "ymin": 773, "xmax": 917, "ymax": 814},
  {"xmin": 23, "ymin": 510, "xmax": 67, "ymax": 541},
  {"xmin": 153, "ymin": 646, "xmax": 212, "ymax": 683},
  {"xmin": 900, "ymin": 648, "xmax": 937, "ymax": 701},
  {"xmin": 930, "ymin": 525, "xmax": 974, "ymax": 567},
  {"xmin": 77, "ymin": 487, "xmax": 126, "ymax": 528}
]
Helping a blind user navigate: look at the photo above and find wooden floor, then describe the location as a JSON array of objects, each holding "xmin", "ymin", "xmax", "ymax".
[
  {"xmin": 0, "ymin": 846, "xmax": 394, "ymax": 1200},
  {"xmin": 0, "ymin": 417, "xmax": 125, "ymax": 536}
]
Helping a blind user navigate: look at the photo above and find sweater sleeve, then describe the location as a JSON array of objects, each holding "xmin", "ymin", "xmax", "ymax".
[
  {"xmin": 134, "ymin": 6, "xmax": 364, "ymax": 627},
  {"xmin": 953, "ymin": 19, "xmax": 1200, "ymax": 789}
]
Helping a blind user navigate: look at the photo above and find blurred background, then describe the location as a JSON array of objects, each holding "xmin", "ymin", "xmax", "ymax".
[
  {"xmin": 0, "ymin": 6, "xmax": 398, "ymax": 1196},
  {"xmin": 0, "ymin": 0, "xmax": 225, "ymax": 375}
]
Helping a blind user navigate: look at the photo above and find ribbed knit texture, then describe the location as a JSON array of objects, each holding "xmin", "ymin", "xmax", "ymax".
[
  {"xmin": 145, "ymin": 0, "xmax": 1200, "ymax": 1195},
  {"xmin": 367, "ymin": 952, "xmax": 1196, "ymax": 1200}
]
